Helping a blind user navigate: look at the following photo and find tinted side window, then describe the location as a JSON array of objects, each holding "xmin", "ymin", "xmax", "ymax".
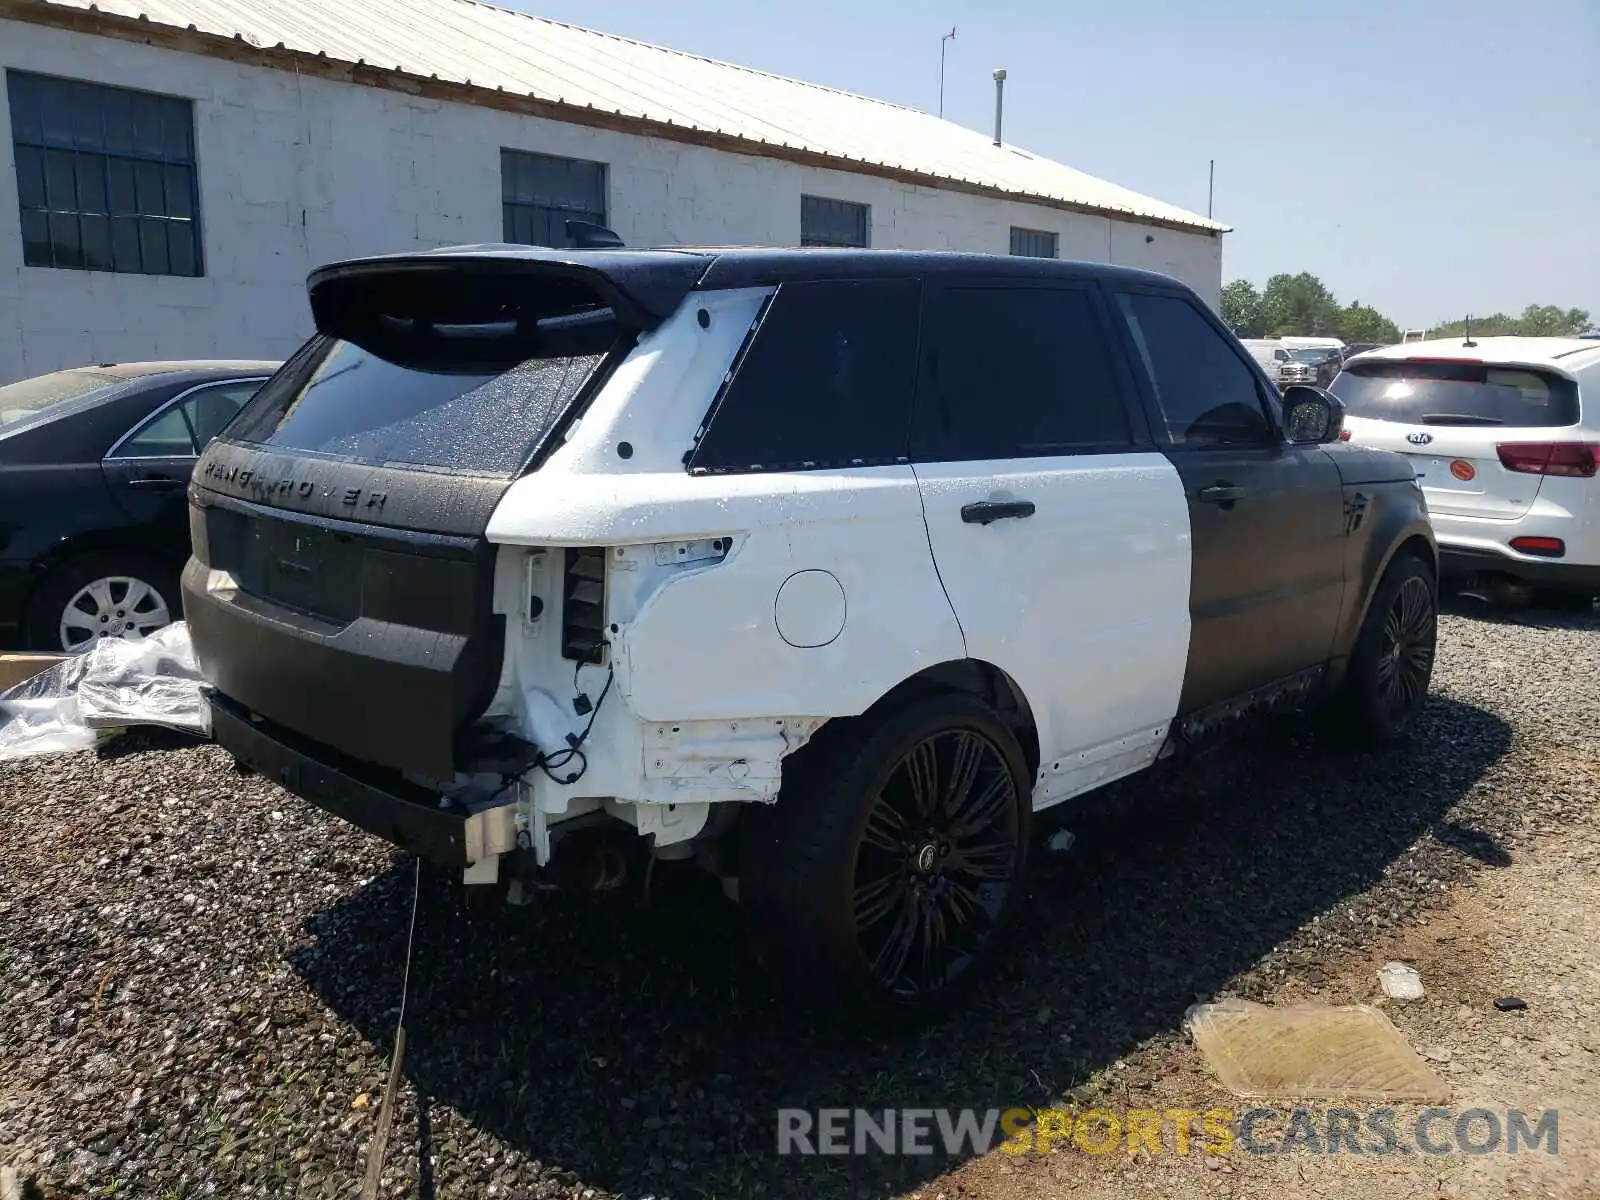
[
  {"xmin": 114, "ymin": 404, "xmax": 197, "ymax": 458},
  {"xmin": 688, "ymin": 279, "xmax": 920, "ymax": 474},
  {"xmin": 1114, "ymin": 292, "xmax": 1273, "ymax": 447},
  {"xmin": 913, "ymin": 286, "xmax": 1133, "ymax": 461}
]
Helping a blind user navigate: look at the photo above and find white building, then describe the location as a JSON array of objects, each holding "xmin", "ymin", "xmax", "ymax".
[{"xmin": 0, "ymin": 0, "xmax": 1228, "ymax": 383}]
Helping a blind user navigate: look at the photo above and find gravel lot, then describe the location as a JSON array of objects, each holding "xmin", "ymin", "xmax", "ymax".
[{"xmin": 1, "ymin": 600, "xmax": 1596, "ymax": 1200}]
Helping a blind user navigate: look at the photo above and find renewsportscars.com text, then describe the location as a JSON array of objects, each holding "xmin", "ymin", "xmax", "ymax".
[{"xmin": 777, "ymin": 1106, "xmax": 1559, "ymax": 1158}]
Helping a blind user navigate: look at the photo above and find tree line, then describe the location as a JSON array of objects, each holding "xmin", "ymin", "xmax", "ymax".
[{"xmin": 1220, "ymin": 273, "xmax": 1595, "ymax": 344}]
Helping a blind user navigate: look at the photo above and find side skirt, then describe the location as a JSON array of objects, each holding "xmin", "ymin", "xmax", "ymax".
[{"xmin": 1163, "ymin": 663, "xmax": 1328, "ymax": 757}]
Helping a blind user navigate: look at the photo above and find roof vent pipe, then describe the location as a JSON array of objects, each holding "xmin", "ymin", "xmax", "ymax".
[{"xmin": 992, "ymin": 68, "xmax": 1006, "ymax": 146}]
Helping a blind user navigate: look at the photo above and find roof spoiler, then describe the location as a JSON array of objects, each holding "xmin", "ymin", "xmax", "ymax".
[
  {"xmin": 565, "ymin": 219, "xmax": 625, "ymax": 250},
  {"xmin": 306, "ymin": 249, "xmax": 707, "ymax": 333}
]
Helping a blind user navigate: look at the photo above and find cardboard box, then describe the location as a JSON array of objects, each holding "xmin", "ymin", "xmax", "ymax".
[{"xmin": 0, "ymin": 653, "xmax": 70, "ymax": 692}]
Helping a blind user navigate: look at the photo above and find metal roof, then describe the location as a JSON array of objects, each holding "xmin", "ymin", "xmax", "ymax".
[{"xmin": 12, "ymin": 0, "xmax": 1229, "ymax": 234}]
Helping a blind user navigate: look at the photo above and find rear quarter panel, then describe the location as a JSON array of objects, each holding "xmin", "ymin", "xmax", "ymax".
[{"xmin": 484, "ymin": 287, "xmax": 966, "ymax": 727}]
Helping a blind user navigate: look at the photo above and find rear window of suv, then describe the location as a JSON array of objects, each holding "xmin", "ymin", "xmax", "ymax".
[
  {"xmin": 1331, "ymin": 361, "xmax": 1580, "ymax": 427},
  {"xmin": 225, "ymin": 282, "xmax": 622, "ymax": 476}
]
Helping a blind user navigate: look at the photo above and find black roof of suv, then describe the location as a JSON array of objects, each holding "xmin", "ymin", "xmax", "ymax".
[{"xmin": 307, "ymin": 245, "xmax": 1193, "ymax": 332}]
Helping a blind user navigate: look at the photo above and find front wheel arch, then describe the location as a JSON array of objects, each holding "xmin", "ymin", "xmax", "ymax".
[{"xmin": 1335, "ymin": 522, "xmax": 1437, "ymax": 665}]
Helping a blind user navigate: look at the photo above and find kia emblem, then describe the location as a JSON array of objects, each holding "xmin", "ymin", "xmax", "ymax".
[{"xmin": 1406, "ymin": 431, "xmax": 1433, "ymax": 446}]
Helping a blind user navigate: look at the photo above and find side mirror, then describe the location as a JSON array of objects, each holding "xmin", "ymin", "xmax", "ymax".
[{"xmin": 1282, "ymin": 385, "xmax": 1346, "ymax": 445}]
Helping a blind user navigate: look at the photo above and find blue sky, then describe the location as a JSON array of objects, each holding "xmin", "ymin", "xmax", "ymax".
[{"xmin": 508, "ymin": 0, "xmax": 1597, "ymax": 328}]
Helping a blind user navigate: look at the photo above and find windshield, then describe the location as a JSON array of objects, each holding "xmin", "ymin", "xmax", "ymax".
[
  {"xmin": 1289, "ymin": 348, "xmax": 1335, "ymax": 363},
  {"xmin": 0, "ymin": 368, "xmax": 121, "ymax": 428},
  {"xmin": 1330, "ymin": 361, "xmax": 1580, "ymax": 427},
  {"xmin": 225, "ymin": 307, "xmax": 620, "ymax": 476}
]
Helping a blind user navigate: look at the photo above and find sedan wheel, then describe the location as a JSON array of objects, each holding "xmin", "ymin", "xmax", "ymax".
[{"xmin": 59, "ymin": 575, "xmax": 172, "ymax": 652}]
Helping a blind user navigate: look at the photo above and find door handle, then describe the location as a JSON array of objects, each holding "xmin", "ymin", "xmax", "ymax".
[
  {"xmin": 127, "ymin": 475, "xmax": 186, "ymax": 491},
  {"xmin": 961, "ymin": 500, "xmax": 1036, "ymax": 525},
  {"xmin": 1197, "ymin": 484, "xmax": 1245, "ymax": 506}
]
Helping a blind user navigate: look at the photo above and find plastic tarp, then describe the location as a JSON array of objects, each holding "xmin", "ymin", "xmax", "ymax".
[{"xmin": 0, "ymin": 622, "xmax": 208, "ymax": 761}]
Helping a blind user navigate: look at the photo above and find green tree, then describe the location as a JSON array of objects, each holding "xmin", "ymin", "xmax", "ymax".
[
  {"xmin": 1431, "ymin": 305, "xmax": 1593, "ymax": 339},
  {"xmin": 1512, "ymin": 304, "xmax": 1593, "ymax": 336},
  {"xmin": 1333, "ymin": 301, "xmax": 1400, "ymax": 346},
  {"xmin": 1431, "ymin": 312, "xmax": 1519, "ymax": 339},
  {"xmin": 1220, "ymin": 280, "xmax": 1265, "ymax": 337},
  {"xmin": 1260, "ymin": 272, "xmax": 1342, "ymax": 337}
]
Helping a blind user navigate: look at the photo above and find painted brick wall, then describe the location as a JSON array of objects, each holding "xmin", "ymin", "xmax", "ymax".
[{"xmin": 0, "ymin": 20, "xmax": 1223, "ymax": 383}]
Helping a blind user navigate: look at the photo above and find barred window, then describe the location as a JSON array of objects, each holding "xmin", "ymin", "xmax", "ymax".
[
  {"xmin": 1009, "ymin": 227, "xmax": 1058, "ymax": 258},
  {"xmin": 502, "ymin": 149, "xmax": 607, "ymax": 248},
  {"xmin": 800, "ymin": 195, "xmax": 870, "ymax": 248},
  {"xmin": 7, "ymin": 71, "xmax": 203, "ymax": 276}
]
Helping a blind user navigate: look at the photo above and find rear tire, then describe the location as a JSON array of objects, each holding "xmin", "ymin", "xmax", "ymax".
[
  {"xmin": 740, "ymin": 691, "xmax": 1032, "ymax": 1026},
  {"xmin": 1332, "ymin": 553, "xmax": 1437, "ymax": 746},
  {"xmin": 25, "ymin": 552, "xmax": 180, "ymax": 653}
]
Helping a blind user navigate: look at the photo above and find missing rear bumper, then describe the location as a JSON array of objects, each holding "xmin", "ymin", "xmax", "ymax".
[{"xmin": 208, "ymin": 692, "xmax": 519, "ymax": 866}]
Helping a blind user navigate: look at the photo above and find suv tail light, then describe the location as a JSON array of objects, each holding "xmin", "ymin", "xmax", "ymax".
[
  {"xmin": 1495, "ymin": 442, "xmax": 1599, "ymax": 478},
  {"xmin": 562, "ymin": 547, "xmax": 608, "ymax": 663}
]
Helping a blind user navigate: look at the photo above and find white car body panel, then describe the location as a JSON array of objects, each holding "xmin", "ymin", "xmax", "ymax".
[
  {"xmin": 481, "ymin": 284, "xmax": 1199, "ymax": 824},
  {"xmin": 912, "ymin": 454, "xmax": 1191, "ymax": 807}
]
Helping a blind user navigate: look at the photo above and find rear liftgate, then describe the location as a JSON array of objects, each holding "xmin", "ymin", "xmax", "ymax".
[{"xmin": 186, "ymin": 251, "xmax": 707, "ymax": 871}]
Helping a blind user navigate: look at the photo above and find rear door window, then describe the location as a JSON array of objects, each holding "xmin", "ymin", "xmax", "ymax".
[
  {"xmin": 113, "ymin": 404, "xmax": 197, "ymax": 458},
  {"xmin": 1113, "ymin": 291, "xmax": 1276, "ymax": 448},
  {"xmin": 912, "ymin": 285, "xmax": 1136, "ymax": 461},
  {"xmin": 687, "ymin": 278, "xmax": 921, "ymax": 474},
  {"xmin": 1330, "ymin": 361, "xmax": 1580, "ymax": 427}
]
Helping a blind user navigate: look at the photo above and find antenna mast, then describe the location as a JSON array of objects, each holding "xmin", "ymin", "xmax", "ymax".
[{"xmin": 938, "ymin": 27, "xmax": 956, "ymax": 117}]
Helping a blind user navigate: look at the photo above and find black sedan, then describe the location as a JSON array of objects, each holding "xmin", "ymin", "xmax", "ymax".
[{"xmin": 0, "ymin": 360, "xmax": 278, "ymax": 651}]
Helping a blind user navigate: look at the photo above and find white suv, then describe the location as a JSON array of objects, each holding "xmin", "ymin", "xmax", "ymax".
[
  {"xmin": 184, "ymin": 244, "xmax": 1436, "ymax": 1023},
  {"xmin": 1333, "ymin": 337, "xmax": 1600, "ymax": 598}
]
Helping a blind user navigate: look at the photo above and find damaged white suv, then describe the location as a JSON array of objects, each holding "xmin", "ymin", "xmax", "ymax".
[{"xmin": 186, "ymin": 244, "xmax": 1436, "ymax": 1021}]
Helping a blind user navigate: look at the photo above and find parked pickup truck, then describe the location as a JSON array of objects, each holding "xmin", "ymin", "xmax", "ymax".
[{"xmin": 185, "ymin": 245, "xmax": 1438, "ymax": 1024}]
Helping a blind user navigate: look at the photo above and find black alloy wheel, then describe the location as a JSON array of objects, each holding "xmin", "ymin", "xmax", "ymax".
[
  {"xmin": 853, "ymin": 728, "xmax": 1023, "ymax": 998},
  {"xmin": 1375, "ymin": 574, "xmax": 1436, "ymax": 725},
  {"xmin": 740, "ymin": 690, "xmax": 1032, "ymax": 1024},
  {"xmin": 1335, "ymin": 553, "xmax": 1437, "ymax": 745}
]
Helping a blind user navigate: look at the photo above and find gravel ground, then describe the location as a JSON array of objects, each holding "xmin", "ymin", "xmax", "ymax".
[{"xmin": 1, "ymin": 600, "xmax": 1596, "ymax": 1200}]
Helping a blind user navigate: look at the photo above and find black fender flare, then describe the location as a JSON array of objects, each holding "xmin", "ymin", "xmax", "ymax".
[{"xmin": 1333, "ymin": 504, "xmax": 1437, "ymax": 667}]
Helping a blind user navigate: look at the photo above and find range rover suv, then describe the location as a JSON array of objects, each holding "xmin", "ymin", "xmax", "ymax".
[{"xmin": 185, "ymin": 245, "xmax": 1437, "ymax": 1022}]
